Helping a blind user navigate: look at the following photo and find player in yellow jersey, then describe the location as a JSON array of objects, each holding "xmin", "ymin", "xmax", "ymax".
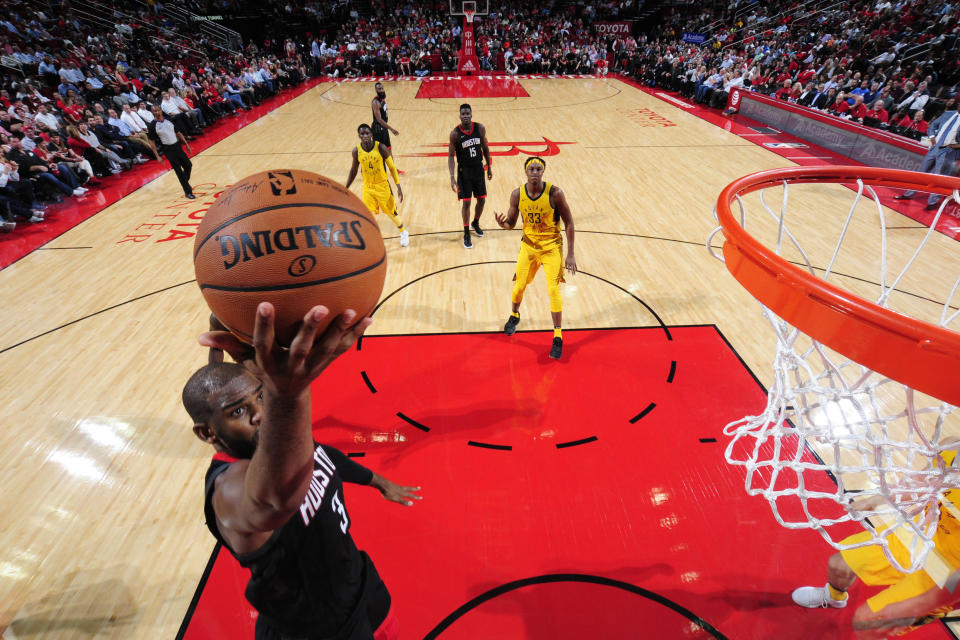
[
  {"xmin": 792, "ymin": 449, "xmax": 960, "ymax": 638},
  {"xmin": 494, "ymin": 156, "xmax": 576, "ymax": 360},
  {"xmin": 345, "ymin": 123, "xmax": 409, "ymax": 247}
]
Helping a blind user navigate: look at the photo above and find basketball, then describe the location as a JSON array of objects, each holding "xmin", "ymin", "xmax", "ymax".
[{"xmin": 193, "ymin": 169, "xmax": 387, "ymax": 345}]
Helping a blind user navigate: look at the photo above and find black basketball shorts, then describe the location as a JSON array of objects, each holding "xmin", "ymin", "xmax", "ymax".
[
  {"xmin": 372, "ymin": 122, "xmax": 391, "ymax": 149},
  {"xmin": 457, "ymin": 166, "xmax": 486, "ymax": 200}
]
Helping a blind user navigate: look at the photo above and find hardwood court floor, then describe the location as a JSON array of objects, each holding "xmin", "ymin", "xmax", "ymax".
[{"xmin": 0, "ymin": 77, "xmax": 956, "ymax": 639}]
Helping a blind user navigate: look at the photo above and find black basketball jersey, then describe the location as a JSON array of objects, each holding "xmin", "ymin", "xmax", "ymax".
[
  {"xmin": 204, "ymin": 443, "xmax": 384, "ymax": 638},
  {"xmin": 455, "ymin": 123, "xmax": 484, "ymax": 171},
  {"xmin": 373, "ymin": 96, "xmax": 388, "ymax": 125}
]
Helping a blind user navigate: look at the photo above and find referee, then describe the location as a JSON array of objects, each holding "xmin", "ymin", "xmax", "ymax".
[{"xmin": 149, "ymin": 104, "xmax": 195, "ymax": 199}]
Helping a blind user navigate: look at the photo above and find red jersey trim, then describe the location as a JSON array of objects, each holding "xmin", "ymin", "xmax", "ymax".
[{"xmin": 212, "ymin": 451, "xmax": 239, "ymax": 463}]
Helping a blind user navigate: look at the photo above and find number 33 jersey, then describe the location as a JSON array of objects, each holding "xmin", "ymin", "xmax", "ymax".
[{"xmin": 520, "ymin": 182, "xmax": 561, "ymax": 249}]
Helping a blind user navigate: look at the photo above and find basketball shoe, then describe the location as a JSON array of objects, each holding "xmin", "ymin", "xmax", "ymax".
[
  {"xmin": 400, "ymin": 230, "xmax": 409, "ymax": 247},
  {"xmin": 463, "ymin": 229, "xmax": 472, "ymax": 249},
  {"xmin": 791, "ymin": 584, "xmax": 848, "ymax": 608},
  {"xmin": 471, "ymin": 219, "xmax": 484, "ymax": 236},
  {"xmin": 504, "ymin": 314, "xmax": 519, "ymax": 335},
  {"xmin": 549, "ymin": 337, "xmax": 563, "ymax": 359}
]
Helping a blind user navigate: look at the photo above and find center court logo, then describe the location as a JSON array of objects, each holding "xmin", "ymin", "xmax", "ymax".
[
  {"xmin": 116, "ymin": 182, "xmax": 225, "ymax": 246},
  {"xmin": 406, "ymin": 136, "xmax": 576, "ymax": 158}
]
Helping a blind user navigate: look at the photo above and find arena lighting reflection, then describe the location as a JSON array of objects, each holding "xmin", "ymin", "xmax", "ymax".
[
  {"xmin": 371, "ymin": 432, "xmax": 406, "ymax": 443},
  {"xmin": 649, "ymin": 488, "xmax": 670, "ymax": 506},
  {"xmin": 679, "ymin": 571, "xmax": 701, "ymax": 584},
  {"xmin": 76, "ymin": 417, "xmax": 134, "ymax": 452},
  {"xmin": 806, "ymin": 396, "xmax": 874, "ymax": 440},
  {"xmin": 0, "ymin": 549, "xmax": 37, "ymax": 580},
  {"xmin": 350, "ymin": 432, "xmax": 407, "ymax": 444},
  {"xmin": 48, "ymin": 450, "xmax": 111, "ymax": 485},
  {"xmin": 0, "ymin": 560, "xmax": 27, "ymax": 580}
]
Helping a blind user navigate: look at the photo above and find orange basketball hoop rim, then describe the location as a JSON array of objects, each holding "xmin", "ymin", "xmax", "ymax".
[{"xmin": 715, "ymin": 165, "xmax": 960, "ymax": 407}]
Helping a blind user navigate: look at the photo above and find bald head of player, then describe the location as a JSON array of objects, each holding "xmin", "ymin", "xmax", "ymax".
[{"xmin": 183, "ymin": 362, "xmax": 262, "ymax": 459}]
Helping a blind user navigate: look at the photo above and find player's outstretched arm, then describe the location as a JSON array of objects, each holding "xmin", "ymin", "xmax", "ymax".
[
  {"xmin": 370, "ymin": 473, "xmax": 422, "ymax": 506},
  {"xmin": 199, "ymin": 304, "xmax": 373, "ymax": 548},
  {"xmin": 553, "ymin": 186, "xmax": 577, "ymax": 274},
  {"xmin": 323, "ymin": 446, "xmax": 422, "ymax": 505},
  {"xmin": 495, "ymin": 188, "xmax": 521, "ymax": 229},
  {"xmin": 345, "ymin": 146, "xmax": 360, "ymax": 189}
]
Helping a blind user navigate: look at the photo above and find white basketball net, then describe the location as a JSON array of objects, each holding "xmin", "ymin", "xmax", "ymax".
[{"xmin": 708, "ymin": 176, "xmax": 960, "ymax": 574}]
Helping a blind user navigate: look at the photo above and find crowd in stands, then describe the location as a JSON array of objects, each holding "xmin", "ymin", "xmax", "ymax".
[
  {"xmin": 3, "ymin": 0, "xmax": 957, "ymax": 232},
  {"xmin": 306, "ymin": 0, "xmax": 631, "ymax": 78},
  {"xmin": 304, "ymin": 0, "xmax": 960, "ymax": 146},
  {"xmin": 628, "ymin": 0, "xmax": 960, "ymax": 142},
  {"xmin": 0, "ymin": 0, "xmax": 311, "ymax": 233}
]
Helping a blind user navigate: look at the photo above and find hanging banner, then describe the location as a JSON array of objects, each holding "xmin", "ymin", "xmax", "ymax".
[
  {"xmin": 595, "ymin": 21, "xmax": 634, "ymax": 35},
  {"xmin": 457, "ymin": 17, "xmax": 481, "ymax": 76}
]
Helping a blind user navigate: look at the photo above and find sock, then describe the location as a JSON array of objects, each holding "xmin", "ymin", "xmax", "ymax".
[
  {"xmin": 473, "ymin": 215, "xmax": 481, "ymax": 223},
  {"xmin": 827, "ymin": 583, "xmax": 847, "ymax": 601},
  {"xmin": 464, "ymin": 224, "xmax": 470, "ymax": 231},
  {"xmin": 553, "ymin": 327, "xmax": 562, "ymax": 339},
  {"xmin": 511, "ymin": 312, "xmax": 520, "ymax": 319}
]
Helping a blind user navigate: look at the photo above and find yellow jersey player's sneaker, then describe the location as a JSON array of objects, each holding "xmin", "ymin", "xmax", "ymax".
[
  {"xmin": 471, "ymin": 219, "xmax": 484, "ymax": 237},
  {"xmin": 504, "ymin": 314, "xmax": 519, "ymax": 335},
  {"xmin": 791, "ymin": 584, "xmax": 848, "ymax": 609},
  {"xmin": 549, "ymin": 337, "xmax": 563, "ymax": 359},
  {"xmin": 400, "ymin": 230, "xmax": 409, "ymax": 247}
]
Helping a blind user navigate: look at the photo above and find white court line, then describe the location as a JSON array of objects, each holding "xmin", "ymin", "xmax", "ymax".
[{"xmin": 654, "ymin": 92, "xmax": 694, "ymax": 108}]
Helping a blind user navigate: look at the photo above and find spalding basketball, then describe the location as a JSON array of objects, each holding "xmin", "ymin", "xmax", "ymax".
[{"xmin": 194, "ymin": 169, "xmax": 387, "ymax": 345}]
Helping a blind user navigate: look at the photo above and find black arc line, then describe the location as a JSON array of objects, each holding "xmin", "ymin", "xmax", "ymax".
[
  {"xmin": 630, "ymin": 403, "xmax": 657, "ymax": 424},
  {"xmin": 423, "ymin": 573, "xmax": 729, "ymax": 640}
]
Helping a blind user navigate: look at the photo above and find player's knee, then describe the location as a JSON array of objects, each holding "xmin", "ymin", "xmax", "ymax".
[{"xmin": 828, "ymin": 552, "xmax": 854, "ymax": 581}]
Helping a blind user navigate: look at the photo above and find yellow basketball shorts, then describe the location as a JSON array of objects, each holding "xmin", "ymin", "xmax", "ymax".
[
  {"xmin": 361, "ymin": 181, "xmax": 396, "ymax": 215},
  {"xmin": 512, "ymin": 239, "xmax": 564, "ymax": 312},
  {"xmin": 841, "ymin": 531, "xmax": 945, "ymax": 612}
]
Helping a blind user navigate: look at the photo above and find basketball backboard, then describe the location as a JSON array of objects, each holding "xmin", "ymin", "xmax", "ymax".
[{"xmin": 449, "ymin": 0, "xmax": 489, "ymax": 15}]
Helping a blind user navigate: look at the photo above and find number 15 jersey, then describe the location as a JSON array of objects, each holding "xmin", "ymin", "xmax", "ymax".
[{"xmin": 455, "ymin": 123, "xmax": 484, "ymax": 171}]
